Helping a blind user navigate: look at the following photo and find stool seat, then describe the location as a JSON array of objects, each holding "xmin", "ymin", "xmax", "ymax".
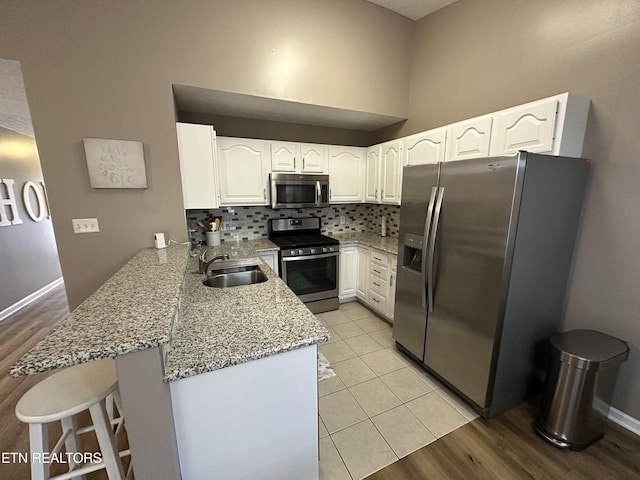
[
  {"xmin": 16, "ymin": 359, "xmax": 117, "ymax": 424},
  {"xmin": 15, "ymin": 359, "xmax": 131, "ymax": 480}
]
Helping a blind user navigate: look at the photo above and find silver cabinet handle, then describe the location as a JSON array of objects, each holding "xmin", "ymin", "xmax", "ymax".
[
  {"xmin": 373, "ymin": 269, "xmax": 381, "ymax": 274},
  {"xmin": 263, "ymin": 188, "xmax": 266, "ymax": 200},
  {"xmin": 381, "ymin": 189, "xmax": 384, "ymax": 199},
  {"xmin": 389, "ymin": 275, "xmax": 393, "ymax": 287},
  {"xmin": 372, "ymin": 298, "xmax": 379, "ymax": 303},
  {"xmin": 373, "ymin": 281, "xmax": 380, "ymax": 287},
  {"xmin": 303, "ymin": 157, "xmax": 306, "ymax": 171},
  {"xmin": 375, "ymin": 189, "xmax": 378, "ymax": 200},
  {"xmin": 294, "ymin": 157, "xmax": 296, "ymax": 170}
]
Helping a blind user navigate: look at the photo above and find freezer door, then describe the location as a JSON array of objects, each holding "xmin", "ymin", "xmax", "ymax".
[
  {"xmin": 393, "ymin": 164, "xmax": 439, "ymax": 360},
  {"xmin": 423, "ymin": 156, "xmax": 522, "ymax": 409}
]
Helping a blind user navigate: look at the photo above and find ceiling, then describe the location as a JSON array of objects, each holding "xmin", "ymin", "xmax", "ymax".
[
  {"xmin": 174, "ymin": 2, "xmax": 459, "ymax": 132},
  {"xmin": 365, "ymin": 0, "xmax": 458, "ymax": 20}
]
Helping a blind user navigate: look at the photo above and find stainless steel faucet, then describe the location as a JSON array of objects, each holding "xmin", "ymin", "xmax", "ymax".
[{"xmin": 199, "ymin": 248, "xmax": 230, "ymax": 275}]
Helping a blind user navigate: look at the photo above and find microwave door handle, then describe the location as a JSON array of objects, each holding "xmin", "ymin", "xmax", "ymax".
[
  {"xmin": 316, "ymin": 180, "xmax": 321, "ymax": 206},
  {"xmin": 421, "ymin": 187, "xmax": 438, "ymax": 310},
  {"xmin": 427, "ymin": 187, "xmax": 444, "ymax": 313}
]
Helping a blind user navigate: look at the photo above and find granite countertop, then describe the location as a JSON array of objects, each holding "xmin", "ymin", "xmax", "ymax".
[
  {"xmin": 164, "ymin": 253, "xmax": 329, "ymax": 382},
  {"xmin": 10, "ymin": 245, "xmax": 190, "ymax": 377},
  {"xmin": 10, "ymin": 238, "xmax": 329, "ymax": 383},
  {"xmin": 331, "ymin": 232, "xmax": 399, "ymax": 255}
]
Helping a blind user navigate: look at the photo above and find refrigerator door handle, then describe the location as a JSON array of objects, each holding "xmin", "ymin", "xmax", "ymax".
[
  {"xmin": 427, "ymin": 187, "xmax": 445, "ymax": 312},
  {"xmin": 421, "ymin": 186, "xmax": 438, "ymax": 309}
]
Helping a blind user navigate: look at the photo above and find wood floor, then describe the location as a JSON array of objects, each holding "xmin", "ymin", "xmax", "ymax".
[
  {"xmin": 366, "ymin": 397, "xmax": 640, "ymax": 480},
  {"xmin": 0, "ymin": 285, "xmax": 119, "ymax": 480},
  {"xmin": 3, "ymin": 286, "xmax": 640, "ymax": 480}
]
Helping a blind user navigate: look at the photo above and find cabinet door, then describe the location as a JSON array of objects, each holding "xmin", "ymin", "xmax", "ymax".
[
  {"xmin": 447, "ymin": 116, "xmax": 493, "ymax": 161},
  {"xmin": 300, "ymin": 143, "xmax": 328, "ymax": 173},
  {"xmin": 365, "ymin": 146, "xmax": 380, "ymax": 203},
  {"xmin": 404, "ymin": 128, "xmax": 447, "ymax": 166},
  {"xmin": 356, "ymin": 246, "xmax": 370, "ymax": 302},
  {"xmin": 258, "ymin": 251, "xmax": 279, "ymax": 276},
  {"xmin": 328, "ymin": 147, "xmax": 365, "ymax": 203},
  {"xmin": 490, "ymin": 99, "xmax": 558, "ymax": 156},
  {"xmin": 380, "ymin": 141, "xmax": 402, "ymax": 205},
  {"xmin": 339, "ymin": 246, "xmax": 357, "ymax": 299},
  {"xmin": 386, "ymin": 256, "xmax": 397, "ymax": 321},
  {"xmin": 217, "ymin": 137, "xmax": 269, "ymax": 205},
  {"xmin": 270, "ymin": 141, "xmax": 300, "ymax": 172},
  {"xmin": 176, "ymin": 123, "xmax": 218, "ymax": 209}
]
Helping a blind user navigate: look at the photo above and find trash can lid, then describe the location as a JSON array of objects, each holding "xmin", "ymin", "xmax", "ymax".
[{"xmin": 550, "ymin": 329, "xmax": 629, "ymax": 369}]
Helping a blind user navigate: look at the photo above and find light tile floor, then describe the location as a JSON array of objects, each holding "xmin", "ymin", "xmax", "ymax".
[{"xmin": 317, "ymin": 302, "xmax": 479, "ymax": 480}]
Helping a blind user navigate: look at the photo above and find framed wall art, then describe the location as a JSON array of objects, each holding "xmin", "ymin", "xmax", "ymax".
[{"xmin": 83, "ymin": 137, "xmax": 147, "ymax": 189}]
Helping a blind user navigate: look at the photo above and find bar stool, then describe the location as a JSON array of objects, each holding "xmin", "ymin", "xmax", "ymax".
[{"xmin": 15, "ymin": 358, "xmax": 132, "ymax": 480}]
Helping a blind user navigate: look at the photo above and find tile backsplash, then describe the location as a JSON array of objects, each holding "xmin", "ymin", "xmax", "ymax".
[{"xmin": 186, "ymin": 204, "xmax": 400, "ymax": 245}]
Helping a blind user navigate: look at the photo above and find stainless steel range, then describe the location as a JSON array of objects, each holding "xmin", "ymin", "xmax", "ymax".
[{"xmin": 268, "ymin": 217, "xmax": 339, "ymax": 313}]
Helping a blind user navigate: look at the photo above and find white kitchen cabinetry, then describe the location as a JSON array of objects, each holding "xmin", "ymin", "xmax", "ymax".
[
  {"xmin": 328, "ymin": 146, "xmax": 365, "ymax": 203},
  {"xmin": 339, "ymin": 245, "xmax": 358, "ymax": 300},
  {"xmin": 369, "ymin": 250, "xmax": 390, "ymax": 315},
  {"xmin": 365, "ymin": 141, "xmax": 402, "ymax": 205},
  {"xmin": 403, "ymin": 128, "xmax": 447, "ymax": 166},
  {"xmin": 365, "ymin": 146, "xmax": 380, "ymax": 203},
  {"xmin": 356, "ymin": 246, "xmax": 370, "ymax": 302},
  {"xmin": 270, "ymin": 142, "xmax": 328, "ymax": 173},
  {"xmin": 386, "ymin": 257, "xmax": 397, "ymax": 322},
  {"xmin": 258, "ymin": 251, "xmax": 279, "ymax": 276},
  {"xmin": 176, "ymin": 122, "xmax": 218, "ymax": 209},
  {"xmin": 490, "ymin": 93, "xmax": 590, "ymax": 157},
  {"xmin": 380, "ymin": 140, "xmax": 402, "ymax": 204},
  {"xmin": 217, "ymin": 137, "xmax": 270, "ymax": 206},
  {"xmin": 447, "ymin": 115, "xmax": 493, "ymax": 161}
]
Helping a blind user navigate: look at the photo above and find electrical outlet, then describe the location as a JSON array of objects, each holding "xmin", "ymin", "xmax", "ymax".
[
  {"xmin": 339, "ymin": 215, "xmax": 346, "ymax": 225},
  {"xmin": 72, "ymin": 218, "xmax": 100, "ymax": 233}
]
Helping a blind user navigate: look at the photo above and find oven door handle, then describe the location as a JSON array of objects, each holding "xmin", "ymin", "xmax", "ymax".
[{"xmin": 282, "ymin": 251, "xmax": 340, "ymax": 263}]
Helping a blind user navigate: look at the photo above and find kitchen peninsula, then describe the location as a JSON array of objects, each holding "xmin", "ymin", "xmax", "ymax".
[{"xmin": 10, "ymin": 242, "xmax": 329, "ymax": 480}]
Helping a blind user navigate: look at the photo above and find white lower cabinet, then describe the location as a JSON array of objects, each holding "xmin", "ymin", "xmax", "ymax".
[
  {"xmin": 339, "ymin": 243, "xmax": 397, "ymax": 321},
  {"xmin": 356, "ymin": 246, "xmax": 370, "ymax": 302},
  {"xmin": 339, "ymin": 246, "xmax": 358, "ymax": 300},
  {"xmin": 258, "ymin": 251, "xmax": 279, "ymax": 276}
]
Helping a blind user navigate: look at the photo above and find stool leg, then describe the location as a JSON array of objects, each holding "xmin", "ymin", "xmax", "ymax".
[
  {"xmin": 60, "ymin": 415, "xmax": 85, "ymax": 480},
  {"xmin": 28, "ymin": 422, "xmax": 49, "ymax": 480},
  {"xmin": 89, "ymin": 399, "xmax": 125, "ymax": 480}
]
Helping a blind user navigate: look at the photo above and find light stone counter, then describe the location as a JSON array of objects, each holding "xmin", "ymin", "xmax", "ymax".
[
  {"xmin": 331, "ymin": 231, "xmax": 399, "ymax": 255},
  {"xmin": 10, "ymin": 238, "xmax": 329, "ymax": 383}
]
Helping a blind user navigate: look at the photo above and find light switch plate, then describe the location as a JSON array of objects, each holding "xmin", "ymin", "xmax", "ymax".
[
  {"xmin": 72, "ymin": 218, "xmax": 99, "ymax": 233},
  {"xmin": 339, "ymin": 215, "xmax": 346, "ymax": 225}
]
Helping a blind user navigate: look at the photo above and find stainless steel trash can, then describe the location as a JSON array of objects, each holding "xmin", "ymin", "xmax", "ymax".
[{"xmin": 535, "ymin": 329, "xmax": 629, "ymax": 451}]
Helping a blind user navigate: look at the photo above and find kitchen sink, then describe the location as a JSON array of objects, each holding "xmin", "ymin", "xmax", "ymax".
[{"xmin": 202, "ymin": 264, "xmax": 268, "ymax": 288}]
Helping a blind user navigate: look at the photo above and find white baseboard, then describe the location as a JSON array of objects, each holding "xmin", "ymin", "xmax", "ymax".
[
  {"xmin": 0, "ymin": 277, "xmax": 64, "ymax": 322},
  {"xmin": 609, "ymin": 406, "xmax": 640, "ymax": 436}
]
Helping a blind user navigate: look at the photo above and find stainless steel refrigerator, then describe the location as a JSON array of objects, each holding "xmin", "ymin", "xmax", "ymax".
[{"xmin": 393, "ymin": 152, "xmax": 589, "ymax": 418}]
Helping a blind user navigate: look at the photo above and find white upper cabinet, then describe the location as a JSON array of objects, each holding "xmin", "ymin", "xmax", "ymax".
[
  {"xmin": 403, "ymin": 128, "xmax": 447, "ymax": 166},
  {"xmin": 176, "ymin": 122, "xmax": 219, "ymax": 210},
  {"xmin": 299, "ymin": 143, "xmax": 328, "ymax": 173},
  {"xmin": 365, "ymin": 146, "xmax": 380, "ymax": 203},
  {"xmin": 270, "ymin": 141, "xmax": 299, "ymax": 172},
  {"xmin": 270, "ymin": 142, "xmax": 328, "ymax": 173},
  {"xmin": 328, "ymin": 146, "xmax": 365, "ymax": 203},
  {"xmin": 447, "ymin": 115, "xmax": 493, "ymax": 161},
  {"xmin": 490, "ymin": 93, "xmax": 590, "ymax": 157},
  {"xmin": 380, "ymin": 140, "xmax": 402, "ymax": 204},
  {"xmin": 217, "ymin": 137, "xmax": 270, "ymax": 206}
]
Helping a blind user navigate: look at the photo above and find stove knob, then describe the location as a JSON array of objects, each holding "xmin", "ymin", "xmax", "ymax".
[
  {"xmin": 290, "ymin": 250, "xmax": 296, "ymax": 256},
  {"xmin": 298, "ymin": 249, "xmax": 304, "ymax": 255},
  {"xmin": 328, "ymin": 246, "xmax": 334, "ymax": 252},
  {"xmin": 310, "ymin": 248, "xmax": 316, "ymax": 254},
  {"xmin": 322, "ymin": 247, "xmax": 328, "ymax": 253}
]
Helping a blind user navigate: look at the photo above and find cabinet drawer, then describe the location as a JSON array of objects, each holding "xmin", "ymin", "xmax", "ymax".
[
  {"xmin": 370, "ymin": 263, "xmax": 388, "ymax": 280},
  {"xmin": 369, "ymin": 275, "xmax": 387, "ymax": 297},
  {"xmin": 369, "ymin": 290, "xmax": 387, "ymax": 312},
  {"xmin": 370, "ymin": 250, "xmax": 389, "ymax": 267}
]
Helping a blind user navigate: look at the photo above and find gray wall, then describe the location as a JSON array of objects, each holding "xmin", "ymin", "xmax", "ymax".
[
  {"xmin": 0, "ymin": 59, "xmax": 62, "ymax": 312},
  {"xmin": 375, "ymin": 0, "xmax": 640, "ymax": 419},
  {"xmin": 0, "ymin": 0, "xmax": 412, "ymax": 309}
]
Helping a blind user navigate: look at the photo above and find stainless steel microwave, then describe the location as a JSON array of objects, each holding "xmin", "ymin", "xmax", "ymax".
[{"xmin": 270, "ymin": 173, "xmax": 329, "ymax": 209}]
